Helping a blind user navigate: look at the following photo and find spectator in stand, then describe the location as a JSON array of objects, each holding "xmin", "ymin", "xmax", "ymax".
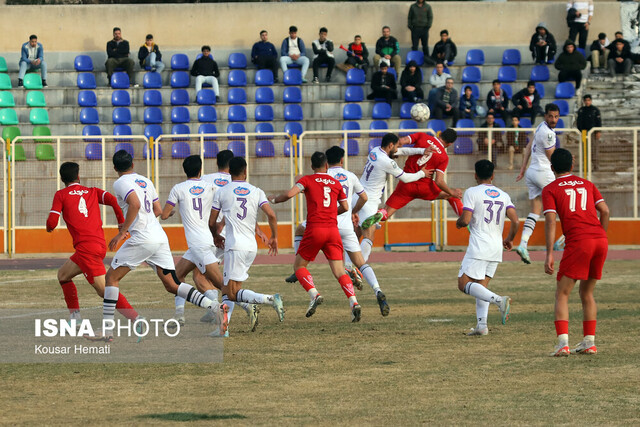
[
  {"xmin": 431, "ymin": 30, "xmax": 457, "ymax": 65},
  {"xmin": 555, "ymin": 39, "xmax": 586, "ymax": 89},
  {"xmin": 18, "ymin": 34, "xmax": 47, "ymax": 88},
  {"xmin": 191, "ymin": 45, "xmax": 220, "ymax": 102},
  {"xmin": 606, "ymin": 31, "xmax": 630, "ymax": 54},
  {"xmin": 512, "ymin": 80, "xmax": 544, "ymax": 124},
  {"xmin": 312, "ymin": 27, "xmax": 335, "ymax": 83},
  {"xmin": 407, "ymin": 0, "xmax": 434, "ymax": 61},
  {"xmin": 337, "ymin": 35, "xmax": 369, "ymax": 74},
  {"xmin": 373, "ymin": 26, "xmax": 401, "ymax": 76},
  {"xmin": 486, "ymin": 80, "xmax": 510, "ymax": 122},
  {"xmin": 608, "ymin": 39, "xmax": 632, "ymax": 76},
  {"xmin": 252, "ymin": 30, "xmax": 279, "ymax": 83},
  {"xmin": 530, "ymin": 22, "xmax": 557, "ymax": 64},
  {"xmin": 566, "ymin": 0, "xmax": 593, "ymax": 50},
  {"xmin": 477, "ymin": 112, "xmax": 504, "ymax": 166},
  {"xmin": 507, "ymin": 116, "xmax": 528, "ymax": 170},
  {"xmin": 458, "ymin": 86, "xmax": 477, "ymax": 119},
  {"xmin": 280, "ymin": 25, "xmax": 310, "ymax": 83},
  {"xmin": 589, "ymin": 32, "xmax": 609, "ymax": 72},
  {"xmin": 427, "ymin": 62, "xmax": 451, "ymax": 110},
  {"xmin": 138, "ymin": 34, "xmax": 164, "ymax": 73},
  {"xmin": 433, "ymin": 78, "xmax": 459, "ymax": 123},
  {"xmin": 400, "ymin": 60, "xmax": 423, "ymax": 102},
  {"xmin": 367, "ymin": 62, "xmax": 397, "ymax": 104},
  {"xmin": 576, "ymin": 94, "xmax": 602, "ymax": 170},
  {"xmin": 105, "ymin": 27, "xmax": 136, "ymax": 87}
]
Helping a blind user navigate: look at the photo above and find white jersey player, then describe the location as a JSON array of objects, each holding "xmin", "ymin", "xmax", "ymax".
[
  {"xmin": 210, "ymin": 156, "xmax": 285, "ymax": 323},
  {"xmin": 97, "ymin": 149, "xmax": 227, "ymax": 341},
  {"xmin": 457, "ymin": 160, "xmax": 519, "ymax": 336},
  {"xmin": 515, "ymin": 103, "xmax": 562, "ymax": 264}
]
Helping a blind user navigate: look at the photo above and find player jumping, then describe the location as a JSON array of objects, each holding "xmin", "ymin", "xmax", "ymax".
[
  {"xmin": 542, "ymin": 148, "xmax": 609, "ymax": 357},
  {"xmin": 456, "ymin": 160, "xmax": 517, "ymax": 335}
]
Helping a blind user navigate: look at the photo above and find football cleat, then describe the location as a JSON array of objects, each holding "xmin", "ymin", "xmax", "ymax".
[
  {"xmin": 376, "ymin": 291, "xmax": 390, "ymax": 316},
  {"xmin": 514, "ymin": 245, "xmax": 531, "ymax": 264},
  {"xmin": 219, "ymin": 304, "xmax": 229, "ymax": 336},
  {"xmin": 134, "ymin": 316, "xmax": 146, "ymax": 343},
  {"xmin": 346, "ymin": 267, "xmax": 363, "ymax": 291},
  {"xmin": 70, "ymin": 310, "xmax": 82, "ymax": 321},
  {"xmin": 223, "ymin": 330, "xmax": 230, "ymax": 338},
  {"xmin": 273, "ymin": 293, "xmax": 285, "ymax": 322},
  {"xmin": 549, "ymin": 343, "xmax": 571, "ymax": 357},
  {"xmin": 200, "ymin": 307, "xmax": 217, "ymax": 323},
  {"xmin": 572, "ymin": 340, "xmax": 597, "ymax": 355},
  {"xmin": 305, "ymin": 294, "xmax": 324, "ymax": 318},
  {"xmin": 553, "ymin": 235, "xmax": 566, "ymax": 251},
  {"xmin": 466, "ymin": 327, "xmax": 489, "ymax": 336},
  {"xmin": 84, "ymin": 329, "xmax": 114, "ymax": 343},
  {"xmin": 177, "ymin": 315, "xmax": 185, "ymax": 327},
  {"xmin": 361, "ymin": 212, "xmax": 383, "ymax": 230},
  {"xmin": 166, "ymin": 315, "xmax": 185, "ymax": 332},
  {"xmin": 285, "ymin": 273, "xmax": 298, "ymax": 283},
  {"xmin": 499, "ymin": 296, "xmax": 511, "ymax": 325},
  {"xmin": 248, "ymin": 304, "xmax": 260, "ymax": 332},
  {"xmin": 351, "ymin": 303, "xmax": 362, "ymax": 322}
]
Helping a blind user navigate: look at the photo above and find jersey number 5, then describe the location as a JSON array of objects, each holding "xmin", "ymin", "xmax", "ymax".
[
  {"xmin": 323, "ymin": 187, "xmax": 331, "ymax": 207},
  {"xmin": 565, "ymin": 188, "xmax": 587, "ymax": 212}
]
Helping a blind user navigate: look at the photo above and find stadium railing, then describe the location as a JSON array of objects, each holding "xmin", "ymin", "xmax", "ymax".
[{"xmin": 1, "ymin": 136, "xmax": 6, "ymax": 254}]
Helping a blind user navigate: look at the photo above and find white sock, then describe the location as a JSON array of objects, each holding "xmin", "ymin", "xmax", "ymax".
[
  {"xmin": 360, "ymin": 238, "xmax": 373, "ymax": 262},
  {"xmin": 175, "ymin": 297, "xmax": 185, "ymax": 316},
  {"xmin": 236, "ymin": 289, "xmax": 272, "ymax": 305},
  {"xmin": 520, "ymin": 213, "xmax": 539, "ymax": 248},
  {"xmin": 177, "ymin": 283, "xmax": 214, "ymax": 308},
  {"xmin": 204, "ymin": 289, "xmax": 218, "ymax": 302},
  {"xmin": 557, "ymin": 333, "xmax": 569, "ymax": 346},
  {"xmin": 222, "ymin": 295, "xmax": 235, "ymax": 321},
  {"xmin": 476, "ymin": 298, "xmax": 490, "ymax": 329},
  {"xmin": 348, "ymin": 296, "xmax": 358, "ymax": 307},
  {"xmin": 308, "ymin": 288, "xmax": 319, "ymax": 300},
  {"xmin": 294, "ymin": 235, "xmax": 302, "ymax": 254},
  {"xmin": 360, "ymin": 263, "xmax": 380, "ymax": 293},
  {"xmin": 584, "ymin": 334, "xmax": 595, "ymax": 343},
  {"xmin": 463, "ymin": 282, "xmax": 502, "ymax": 306},
  {"xmin": 235, "ymin": 301, "xmax": 251, "ymax": 312},
  {"xmin": 103, "ymin": 286, "xmax": 119, "ymax": 330},
  {"xmin": 344, "ymin": 250, "xmax": 353, "ymax": 270}
]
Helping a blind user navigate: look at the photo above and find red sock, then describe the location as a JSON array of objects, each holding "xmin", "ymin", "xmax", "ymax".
[
  {"xmin": 60, "ymin": 280, "xmax": 79, "ymax": 312},
  {"xmin": 295, "ymin": 268, "xmax": 316, "ymax": 292},
  {"xmin": 554, "ymin": 320, "xmax": 569, "ymax": 336},
  {"xmin": 338, "ymin": 274, "xmax": 355, "ymax": 298},
  {"xmin": 583, "ymin": 320, "xmax": 597, "ymax": 336},
  {"xmin": 116, "ymin": 293, "xmax": 139, "ymax": 320},
  {"xmin": 448, "ymin": 197, "xmax": 463, "ymax": 216}
]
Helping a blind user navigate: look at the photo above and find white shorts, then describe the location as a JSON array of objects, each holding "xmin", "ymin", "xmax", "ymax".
[
  {"xmin": 111, "ymin": 239, "xmax": 175, "ymax": 271},
  {"xmin": 356, "ymin": 197, "xmax": 381, "ymax": 226},
  {"xmin": 223, "ymin": 250, "xmax": 256, "ymax": 285},
  {"xmin": 458, "ymin": 254, "xmax": 499, "ymax": 280},
  {"xmin": 182, "ymin": 245, "xmax": 220, "ymax": 273},
  {"xmin": 339, "ymin": 226, "xmax": 361, "ymax": 253},
  {"xmin": 525, "ymin": 167, "xmax": 555, "ymax": 200}
]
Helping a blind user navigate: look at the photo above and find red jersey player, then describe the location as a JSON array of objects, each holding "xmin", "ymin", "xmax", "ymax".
[
  {"xmin": 270, "ymin": 151, "xmax": 361, "ymax": 322},
  {"xmin": 46, "ymin": 162, "xmax": 139, "ymax": 322},
  {"xmin": 542, "ymin": 148, "xmax": 609, "ymax": 357}
]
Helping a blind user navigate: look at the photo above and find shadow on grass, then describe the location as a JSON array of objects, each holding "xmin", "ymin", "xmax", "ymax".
[{"xmin": 138, "ymin": 412, "xmax": 247, "ymax": 422}]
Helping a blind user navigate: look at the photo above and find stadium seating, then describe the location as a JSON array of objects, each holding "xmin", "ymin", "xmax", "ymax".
[
  {"xmin": 0, "ymin": 91, "xmax": 15, "ymax": 107},
  {"xmin": 113, "ymin": 125, "xmax": 132, "ymax": 141},
  {"xmin": 228, "ymin": 69, "xmax": 247, "ymax": 87},
  {"xmin": 35, "ymin": 144, "xmax": 55, "ymax": 161},
  {"xmin": 255, "ymin": 69, "xmax": 275, "ymax": 86},
  {"xmin": 283, "ymin": 140, "xmax": 299, "ymax": 157},
  {"xmin": 227, "ymin": 140, "xmax": 246, "ymax": 157},
  {"xmin": 77, "ymin": 73, "xmax": 96, "ymax": 89},
  {"xmin": 202, "ymin": 140, "xmax": 219, "ymax": 157},
  {"xmin": 519, "ymin": 118, "xmax": 532, "ymax": 128},
  {"xmin": 284, "ymin": 122, "xmax": 303, "ymax": 137},
  {"xmin": 10, "ymin": 144, "xmax": 26, "ymax": 161},
  {"xmin": 85, "ymin": 143, "xmax": 102, "ymax": 160},
  {"xmin": 494, "ymin": 118, "xmax": 506, "ymax": 128},
  {"xmin": 255, "ymin": 87, "xmax": 275, "ymax": 104},
  {"xmin": 227, "ymin": 123, "xmax": 246, "ymax": 139},
  {"xmin": 143, "ymin": 142, "xmax": 163, "ymax": 159},
  {"xmin": 0, "ymin": 74, "xmax": 11, "ymax": 89},
  {"xmin": 143, "ymin": 90, "xmax": 162, "ymax": 106},
  {"xmin": 171, "ymin": 54, "xmax": 189, "ymax": 70},
  {"xmin": 196, "ymin": 89, "xmax": 216, "ymax": 105},
  {"xmin": 255, "ymin": 122, "xmax": 275, "ymax": 139},
  {"xmin": 283, "ymin": 69, "xmax": 302, "ymax": 85},
  {"xmin": 30, "ymin": 109, "xmax": 49, "ymax": 125},
  {"xmin": 530, "ymin": 65, "xmax": 550, "ymax": 82},
  {"xmin": 576, "ymin": 47, "xmax": 586, "ymax": 58},
  {"xmin": 501, "ymin": 83, "xmax": 513, "ymax": 99},
  {"xmin": 387, "ymin": 68, "xmax": 397, "ymax": 81},
  {"xmin": 170, "ymin": 71, "xmax": 190, "ymax": 88},
  {"xmin": 33, "ymin": 126, "xmax": 52, "ymax": 143},
  {"xmin": 502, "ymin": 49, "xmax": 521, "ymax": 65},
  {"xmin": 343, "ymin": 104, "xmax": 362, "ymax": 120},
  {"xmin": 24, "ymin": 74, "xmax": 43, "ymax": 89},
  {"xmin": 369, "ymin": 120, "xmax": 388, "ymax": 137},
  {"xmin": 228, "ymin": 53, "xmax": 248, "ymax": 69},
  {"xmin": 74, "ymin": 55, "xmax": 94, "ymax": 71},
  {"xmin": 399, "ymin": 120, "xmax": 418, "ymax": 136},
  {"xmin": 144, "ymin": 107, "xmax": 163, "ymax": 124},
  {"xmin": 345, "ymin": 85, "xmax": 365, "ymax": 102},
  {"xmin": 466, "ymin": 49, "xmax": 485, "ymax": 65},
  {"xmin": 2, "ymin": 126, "xmax": 20, "ymax": 142},
  {"xmin": 405, "ymin": 50, "xmax": 425, "ymax": 66},
  {"xmin": 535, "ymin": 82, "xmax": 545, "ymax": 98},
  {"xmin": 368, "ymin": 139, "xmax": 382, "ymax": 152},
  {"xmin": 346, "ymin": 69, "xmax": 366, "ymax": 85},
  {"xmin": 112, "ymin": 108, "xmax": 131, "ymax": 124},
  {"xmin": 461, "ymin": 84, "xmax": 479, "ymax": 99},
  {"xmin": 341, "ymin": 139, "xmax": 360, "ymax": 156},
  {"xmin": 0, "ymin": 108, "xmax": 18, "ymax": 125},
  {"xmin": 255, "ymin": 140, "xmax": 275, "ymax": 158},
  {"xmin": 170, "ymin": 89, "xmax": 190, "ymax": 106},
  {"xmin": 283, "ymin": 87, "xmax": 302, "ymax": 103},
  {"xmin": 228, "ymin": 105, "xmax": 247, "ymax": 122},
  {"xmin": 77, "ymin": 91, "xmax": 97, "ymax": 107},
  {"xmin": 497, "ymin": 66, "xmax": 517, "ymax": 83},
  {"xmin": 144, "ymin": 124, "xmax": 163, "ymax": 140},
  {"xmin": 455, "ymin": 118, "xmax": 475, "ymax": 137},
  {"xmin": 399, "ymin": 102, "xmax": 414, "ymax": 120},
  {"xmin": 228, "ymin": 88, "xmax": 247, "ymax": 105},
  {"xmin": 114, "ymin": 142, "xmax": 135, "ymax": 158},
  {"xmin": 171, "ymin": 107, "xmax": 190, "ymax": 123},
  {"xmin": 453, "ymin": 137, "xmax": 473, "ymax": 154},
  {"xmin": 555, "ymin": 82, "xmax": 575, "ymax": 99},
  {"xmin": 342, "ymin": 121, "xmax": 361, "ymax": 137},
  {"xmin": 171, "ymin": 141, "xmax": 191, "ymax": 158},
  {"xmin": 255, "ymin": 105, "xmax": 274, "ymax": 122},
  {"xmin": 198, "ymin": 106, "xmax": 217, "ymax": 122},
  {"xmin": 25, "ymin": 91, "xmax": 46, "ymax": 107},
  {"xmin": 199, "ymin": 124, "xmax": 218, "ymax": 140},
  {"xmin": 0, "ymin": 57, "xmax": 6, "ymax": 72},
  {"xmin": 552, "ymin": 100, "xmax": 570, "ymax": 116},
  {"xmin": 143, "ymin": 72, "xmax": 162, "ymax": 89},
  {"xmin": 82, "ymin": 125, "xmax": 101, "ymax": 142},
  {"xmin": 110, "ymin": 72, "xmax": 129, "ymax": 89},
  {"xmin": 556, "ymin": 118, "xmax": 565, "ymax": 133},
  {"xmin": 371, "ymin": 103, "xmax": 391, "ymax": 119},
  {"xmin": 461, "ymin": 66, "xmax": 481, "ymax": 83},
  {"xmin": 111, "ymin": 90, "xmax": 130, "ymax": 107},
  {"xmin": 284, "ymin": 104, "xmax": 303, "ymax": 121}
]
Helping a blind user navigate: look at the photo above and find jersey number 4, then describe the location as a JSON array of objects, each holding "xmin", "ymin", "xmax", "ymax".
[{"xmin": 565, "ymin": 188, "xmax": 587, "ymax": 212}]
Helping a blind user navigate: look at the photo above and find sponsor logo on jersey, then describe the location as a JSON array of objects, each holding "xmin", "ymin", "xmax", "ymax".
[
  {"xmin": 314, "ymin": 177, "xmax": 336, "ymax": 185},
  {"xmin": 135, "ymin": 179, "xmax": 147, "ymax": 189},
  {"xmin": 558, "ymin": 180, "xmax": 584, "ymax": 187},
  {"xmin": 485, "ymin": 188, "xmax": 500, "ymax": 198},
  {"xmin": 214, "ymin": 178, "xmax": 229, "ymax": 187},
  {"xmin": 68, "ymin": 189, "xmax": 89, "ymax": 196},
  {"xmin": 334, "ymin": 173, "xmax": 348, "ymax": 182},
  {"xmin": 189, "ymin": 186, "xmax": 205, "ymax": 195},
  {"xmin": 234, "ymin": 186, "xmax": 251, "ymax": 196},
  {"xmin": 369, "ymin": 152, "xmax": 377, "ymax": 161}
]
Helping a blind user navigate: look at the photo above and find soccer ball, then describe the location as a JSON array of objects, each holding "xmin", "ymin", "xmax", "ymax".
[{"xmin": 410, "ymin": 103, "xmax": 430, "ymax": 123}]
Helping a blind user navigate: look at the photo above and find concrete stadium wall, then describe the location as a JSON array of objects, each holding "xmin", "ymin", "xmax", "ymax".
[{"xmin": 0, "ymin": 2, "xmax": 620, "ymax": 53}]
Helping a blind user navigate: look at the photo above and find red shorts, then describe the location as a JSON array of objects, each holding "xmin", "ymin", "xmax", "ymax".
[
  {"xmin": 297, "ymin": 226, "xmax": 344, "ymax": 262},
  {"xmin": 70, "ymin": 243, "xmax": 107, "ymax": 284},
  {"xmin": 558, "ymin": 237, "xmax": 608, "ymax": 281},
  {"xmin": 386, "ymin": 180, "xmax": 442, "ymax": 210}
]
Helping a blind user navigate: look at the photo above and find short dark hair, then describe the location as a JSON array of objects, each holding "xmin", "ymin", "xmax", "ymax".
[
  {"xmin": 598, "ymin": 32, "xmax": 607, "ymax": 40},
  {"xmin": 113, "ymin": 27, "xmax": 121, "ymax": 33},
  {"xmin": 29, "ymin": 34, "xmax": 37, "ymax": 41},
  {"xmin": 60, "ymin": 162, "xmax": 79, "ymax": 185},
  {"xmin": 201, "ymin": 45, "xmax": 211, "ymax": 52},
  {"xmin": 217, "ymin": 149, "xmax": 234, "ymax": 169},
  {"xmin": 615, "ymin": 31, "xmax": 623, "ymax": 36},
  {"xmin": 527, "ymin": 80, "xmax": 536, "ymax": 87},
  {"xmin": 289, "ymin": 25, "xmax": 298, "ymax": 33},
  {"xmin": 382, "ymin": 26, "xmax": 390, "ymax": 31},
  {"xmin": 486, "ymin": 111, "xmax": 495, "ymax": 118},
  {"xmin": 319, "ymin": 27, "xmax": 328, "ymax": 34},
  {"xmin": 311, "ymin": 151, "xmax": 327, "ymax": 169},
  {"xmin": 229, "ymin": 157, "xmax": 247, "ymax": 177},
  {"xmin": 260, "ymin": 30, "xmax": 267, "ymax": 36},
  {"xmin": 355, "ymin": 35, "xmax": 361, "ymax": 39},
  {"xmin": 113, "ymin": 149, "xmax": 133, "ymax": 172},
  {"xmin": 380, "ymin": 133, "xmax": 399, "ymax": 148},
  {"xmin": 325, "ymin": 146, "xmax": 344, "ymax": 165},
  {"xmin": 550, "ymin": 148, "xmax": 573, "ymax": 174},
  {"xmin": 440, "ymin": 29, "xmax": 449, "ymax": 36},
  {"xmin": 545, "ymin": 103, "xmax": 560, "ymax": 114},
  {"xmin": 492, "ymin": 79, "xmax": 500, "ymax": 85},
  {"xmin": 182, "ymin": 155, "xmax": 202, "ymax": 178},
  {"xmin": 146, "ymin": 34, "xmax": 153, "ymax": 40},
  {"xmin": 583, "ymin": 94, "xmax": 592, "ymax": 100},
  {"xmin": 440, "ymin": 128, "xmax": 457, "ymax": 144},
  {"xmin": 475, "ymin": 159, "xmax": 494, "ymax": 180}
]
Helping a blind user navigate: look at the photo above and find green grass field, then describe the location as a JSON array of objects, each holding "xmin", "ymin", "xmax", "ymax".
[{"xmin": 1, "ymin": 259, "xmax": 639, "ymax": 425}]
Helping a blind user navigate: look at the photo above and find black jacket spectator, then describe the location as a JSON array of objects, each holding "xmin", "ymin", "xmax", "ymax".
[
  {"xmin": 529, "ymin": 22, "xmax": 557, "ymax": 64},
  {"xmin": 190, "ymin": 56, "xmax": 220, "ymax": 78},
  {"xmin": 138, "ymin": 44, "xmax": 161, "ymax": 67},
  {"xmin": 606, "ymin": 38, "xmax": 630, "ymax": 55},
  {"xmin": 608, "ymin": 42, "xmax": 633, "ymax": 75},
  {"xmin": 400, "ymin": 60, "xmax": 424, "ymax": 102},
  {"xmin": 367, "ymin": 68, "xmax": 397, "ymax": 104},
  {"xmin": 432, "ymin": 84, "xmax": 459, "ymax": 122},
  {"xmin": 107, "ymin": 39, "xmax": 130, "ymax": 59},
  {"xmin": 555, "ymin": 40, "xmax": 586, "ymax": 88},
  {"xmin": 346, "ymin": 41, "xmax": 369, "ymax": 69},
  {"xmin": 486, "ymin": 85, "xmax": 510, "ymax": 120},
  {"xmin": 512, "ymin": 86, "xmax": 544, "ymax": 123},
  {"xmin": 375, "ymin": 36, "xmax": 400, "ymax": 58},
  {"xmin": 576, "ymin": 105, "xmax": 601, "ymax": 132},
  {"xmin": 431, "ymin": 37, "xmax": 457, "ymax": 64}
]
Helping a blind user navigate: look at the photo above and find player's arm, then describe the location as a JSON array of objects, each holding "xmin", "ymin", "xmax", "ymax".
[
  {"xmin": 98, "ymin": 189, "xmax": 125, "ymax": 224},
  {"xmin": 255, "ymin": 223, "xmax": 269, "ymax": 246},
  {"xmin": 269, "ymin": 184, "xmax": 302, "ymax": 204},
  {"xmin": 337, "ymin": 199, "xmax": 349, "ymax": 215},
  {"xmin": 516, "ymin": 139, "xmax": 533, "ymax": 182},
  {"xmin": 352, "ymin": 191, "xmax": 367, "ymax": 214},
  {"xmin": 108, "ymin": 191, "xmax": 141, "ymax": 251},
  {"xmin": 396, "ymin": 147, "xmax": 426, "ymax": 156},
  {"xmin": 596, "ymin": 200, "xmax": 610, "ymax": 232},
  {"xmin": 160, "ymin": 202, "xmax": 175, "ymax": 220},
  {"xmin": 503, "ymin": 207, "xmax": 520, "ymax": 250},
  {"xmin": 455, "ymin": 209, "xmax": 472, "ymax": 228},
  {"xmin": 260, "ymin": 202, "xmax": 278, "ymax": 256},
  {"xmin": 152, "ymin": 200, "xmax": 162, "ymax": 217},
  {"xmin": 209, "ymin": 207, "xmax": 225, "ymax": 248},
  {"xmin": 434, "ymin": 170, "xmax": 462, "ymax": 199},
  {"xmin": 543, "ymin": 210, "xmax": 556, "ymax": 275},
  {"xmin": 46, "ymin": 193, "xmax": 62, "ymax": 232}
]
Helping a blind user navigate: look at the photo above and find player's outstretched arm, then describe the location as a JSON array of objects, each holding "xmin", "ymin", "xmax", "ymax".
[
  {"xmin": 543, "ymin": 211, "xmax": 557, "ymax": 275},
  {"xmin": 108, "ymin": 192, "xmax": 141, "ymax": 251},
  {"xmin": 434, "ymin": 171, "xmax": 462, "ymax": 198},
  {"xmin": 504, "ymin": 207, "xmax": 520, "ymax": 250},
  {"xmin": 160, "ymin": 202, "xmax": 175, "ymax": 220},
  {"xmin": 260, "ymin": 203, "xmax": 278, "ymax": 256},
  {"xmin": 99, "ymin": 190, "xmax": 126, "ymax": 224},
  {"xmin": 456, "ymin": 210, "xmax": 472, "ymax": 229},
  {"xmin": 596, "ymin": 200, "xmax": 610, "ymax": 232},
  {"xmin": 516, "ymin": 140, "xmax": 533, "ymax": 182},
  {"xmin": 396, "ymin": 147, "xmax": 427, "ymax": 156},
  {"xmin": 269, "ymin": 185, "xmax": 301, "ymax": 204},
  {"xmin": 46, "ymin": 193, "xmax": 62, "ymax": 232}
]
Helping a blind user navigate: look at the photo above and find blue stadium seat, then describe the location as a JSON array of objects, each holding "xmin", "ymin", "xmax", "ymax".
[
  {"xmin": 453, "ymin": 137, "xmax": 473, "ymax": 154},
  {"xmin": 85, "ymin": 142, "xmax": 102, "ymax": 160},
  {"xmin": 255, "ymin": 105, "xmax": 274, "ymax": 122},
  {"xmin": 345, "ymin": 86, "xmax": 365, "ymax": 102},
  {"xmin": 80, "ymin": 108, "xmax": 99, "ymax": 124},
  {"xmin": 202, "ymin": 139, "xmax": 219, "ymax": 157},
  {"xmin": 171, "ymin": 141, "xmax": 191, "ymax": 158},
  {"xmin": 113, "ymin": 124, "xmax": 132, "ymax": 141},
  {"xmin": 77, "ymin": 73, "xmax": 96, "ymax": 89},
  {"xmin": 399, "ymin": 120, "xmax": 418, "ymax": 136},
  {"xmin": 143, "ymin": 72, "xmax": 162, "ymax": 89},
  {"xmin": 199, "ymin": 123, "xmax": 218, "ymax": 141},
  {"xmin": 255, "ymin": 87, "xmax": 275, "ymax": 104},
  {"xmin": 501, "ymin": 83, "xmax": 513, "ymax": 99},
  {"xmin": 372, "ymin": 102, "xmax": 392, "ymax": 119},
  {"xmin": 171, "ymin": 71, "xmax": 190, "ymax": 88},
  {"xmin": 171, "ymin": 106, "xmax": 190, "ymax": 123},
  {"xmin": 556, "ymin": 118, "xmax": 565, "ymax": 132},
  {"xmin": 283, "ymin": 86, "xmax": 302, "ymax": 103},
  {"xmin": 74, "ymin": 55, "xmax": 94, "ymax": 71},
  {"xmin": 255, "ymin": 140, "xmax": 275, "ymax": 158},
  {"xmin": 144, "ymin": 125, "xmax": 163, "ymax": 141},
  {"xmin": 228, "ymin": 88, "xmax": 247, "ymax": 105},
  {"xmin": 144, "ymin": 107, "xmax": 163, "ymax": 124},
  {"xmin": 111, "ymin": 90, "xmax": 131, "ymax": 107},
  {"xmin": 226, "ymin": 123, "xmax": 246, "ymax": 140},
  {"xmin": 143, "ymin": 142, "xmax": 163, "ymax": 159},
  {"xmin": 110, "ymin": 72, "xmax": 129, "ymax": 89},
  {"xmin": 343, "ymin": 104, "xmax": 362, "ymax": 120},
  {"xmin": 77, "ymin": 90, "xmax": 97, "ymax": 107},
  {"xmin": 462, "ymin": 84, "xmax": 480, "ymax": 99},
  {"xmin": 228, "ymin": 53, "xmax": 247, "ymax": 69},
  {"xmin": 284, "ymin": 122, "xmax": 303, "ymax": 137},
  {"xmin": 535, "ymin": 83, "xmax": 545, "ymax": 99},
  {"xmin": 497, "ymin": 66, "xmax": 517, "ymax": 83},
  {"xmin": 576, "ymin": 47, "xmax": 586, "ymax": 58},
  {"xmin": 427, "ymin": 119, "xmax": 447, "ymax": 135},
  {"xmin": 171, "ymin": 54, "xmax": 189, "ymax": 70},
  {"xmin": 255, "ymin": 69, "xmax": 275, "ymax": 86},
  {"xmin": 369, "ymin": 120, "xmax": 388, "ymax": 137},
  {"xmin": 196, "ymin": 89, "xmax": 216, "ymax": 105},
  {"xmin": 283, "ymin": 69, "xmax": 302, "ymax": 85},
  {"xmin": 198, "ymin": 106, "xmax": 217, "ymax": 122},
  {"xmin": 455, "ymin": 118, "xmax": 475, "ymax": 137},
  {"xmin": 228, "ymin": 105, "xmax": 247, "ymax": 122},
  {"xmin": 368, "ymin": 139, "xmax": 382, "ymax": 152},
  {"xmin": 530, "ymin": 65, "xmax": 550, "ymax": 82},
  {"xmin": 387, "ymin": 68, "xmax": 397, "ymax": 81},
  {"xmin": 144, "ymin": 90, "xmax": 162, "ymax": 106},
  {"xmin": 112, "ymin": 107, "xmax": 132, "ymax": 124},
  {"xmin": 283, "ymin": 140, "xmax": 300, "ymax": 157},
  {"xmin": 342, "ymin": 121, "xmax": 361, "ymax": 137},
  {"xmin": 405, "ymin": 50, "xmax": 424, "ymax": 66},
  {"xmin": 82, "ymin": 125, "xmax": 101, "ymax": 142},
  {"xmin": 255, "ymin": 122, "xmax": 275, "ymax": 139},
  {"xmin": 115, "ymin": 142, "xmax": 135, "ymax": 158},
  {"xmin": 346, "ymin": 68, "xmax": 366, "ymax": 85},
  {"xmin": 228, "ymin": 69, "xmax": 247, "ymax": 87},
  {"xmin": 171, "ymin": 89, "xmax": 190, "ymax": 106},
  {"xmin": 555, "ymin": 82, "xmax": 575, "ymax": 99},
  {"xmin": 400, "ymin": 102, "xmax": 415, "ymax": 119},
  {"xmin": 341, "ymin": 139, "xmax": 360, "ymax": 156},
  {"xmin": 502, "ymin": 49, "xmax": 521, "ymax": 65},
  {"xmin": 494, "ymin": 118, "xmax": 506, "ymax": 128},
  {"xmin": 171, "ymin": 124, "xmax": 190, "ymax": 140},
  {"xmin": 466, "ymin": 49, "xmax": 485, "ymax": 65},
  {"xmin": 519, "ymin": 118, "xmax": 532, "ymax": 128},
  {"xmin": 284, "ymin": 104, "xmax": 303, "ymax": 121},
  {"xmin": 461, "ymin": 66, "xmax": 481, "ymax": 83},
  {"xmin": 552, "ymin": 100, "xmax": 569, "ymax": 116},
  {"xmin": 227, "ymin": 140, "xmax": 246, "ymax": 157}
]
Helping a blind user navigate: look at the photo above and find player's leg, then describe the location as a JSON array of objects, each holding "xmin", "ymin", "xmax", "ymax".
[
  {"xmin": 93, "ymin": 265, "xmax": 130, "ymax": 340},
  {"xmin": 294, "ymin": 253, "xmax": 324, "ymax": 317},
  {"xmin": 57, "ymin": 259, "xmax": 83, "ymax": 319},
  {"xmin": 434, "ymin": 191, "xmax": 463, "ymax": 216},
  {"xmin": 348, "ymin": 250, "xmax": 389, "ymax": 317},
  {"xmin": 356, "ymin": 197, "xmax": 380, "ymax": 262},
  {"xmin": 174, "ymin": 257, "xmax": 198, "ymax": 324},
  {"xmin": 458, "ymin": 258, "xmax": 510, "ymax": 327},
  {"xmin": 325, "ymin": 234, "xmax": 361, "ymax": 322},
  {"xmin": 341, "ymin": 227, "xmax": 364, "ymax": 290},
  {"xmin": 551, "ymin": 275, "xmax": 576, "ymax": 356},
  {"xmin": 572, "ymin": 278, "xmax": 598, "ymax": 354},
  {"xmin": 515, "ymin": 194, "xmax": 542, "ymax": 264},
  {"xmin": 286, "ymin": 223, "xmax": 306, "ymax": 283},
  {"xmin": 90, "ymin": 274, "xmax": 139, "ymax": 322}
]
